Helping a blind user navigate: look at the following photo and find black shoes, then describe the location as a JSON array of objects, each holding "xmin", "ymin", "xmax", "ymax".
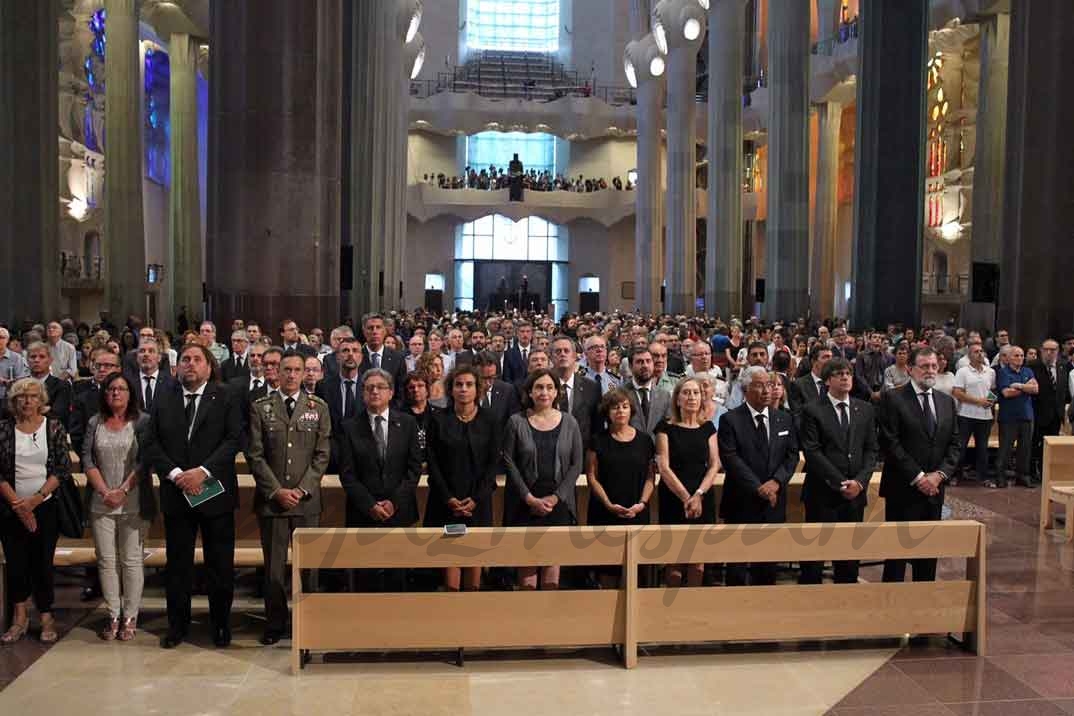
[
  {"xmin": 160, "ymin": 632, "xmax": 185, "ymax": 649},
  {"xmin": 213, "ymin": 625, "xmax": 232, "ymax": 648},
  {"xmin": 259, "ymin": 630, "xmax": 284, "ymax": 646}
]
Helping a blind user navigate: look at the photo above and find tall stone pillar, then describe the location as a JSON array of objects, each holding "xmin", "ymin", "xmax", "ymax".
[
  {"xmin": 998, "ymin": 0, "xmax": 1074, "ymax": 342},
  {"xmin": 963, "ymin": 13, "xmax": 1009, "ymax": 330},
  {"xmin": 851, "ymin": 0, "xmax": 926, "ymax": 329},
  {"xmin": 0, "ymin": 0, "xmax": 59, "ymax": 324},
  {"xmin": 629, "ymin": 0, "xmax": 663, "ymax": 314},
  {"xmin": 764, "ymin": 0, "xmax": 810, "ymax": 321},
  {"xmin": 168, "ymin": 33, "xmax": 202, "ymax": 330},
  {"xmin": 660, "ymin": 0, "xmax": 706, "ymax": 315},
  {"xmin": 104, "ymin": 0, "xmax": 147, "ymax": 323},
  {"xmin": 811, "ymin": 101, "xmax": 841, "ymax": 318},
  {"xmin": 348, "ymin": 1, "xmax": 410, "ymax": 318},
  {"xmin": 817, "ymin": 0, "xmax": 840, "ymax": 42},
  {"xmin": 208, "ymin": 0, "xmax": 342, "ymax": 333},
  {"xmin": 706, "ymin": 0, "xmax": 746, "ymax": 320}
]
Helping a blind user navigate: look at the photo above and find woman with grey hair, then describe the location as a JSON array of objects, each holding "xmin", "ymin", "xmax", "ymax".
[{"xmin": 0, "ymin": 378, "xmax": 73, "ymax": 644}]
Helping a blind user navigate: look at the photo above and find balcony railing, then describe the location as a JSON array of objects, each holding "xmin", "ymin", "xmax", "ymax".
[
  {"xmin": 812, "ymin": 18, "xmax": 860, "ymax": 56},
  {"xmin": 922, "ymin": 272, "xmax": 969, "ymax": 297},
  {"xmin": 60, "ymin": 253, "xmax": 103, "ymax": 292}
]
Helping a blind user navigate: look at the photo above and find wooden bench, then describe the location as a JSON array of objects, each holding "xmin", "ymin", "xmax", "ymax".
[
  {"xmin": 290, "ymin": 521, "xmax": 987, "ymax": 673},
  {"xmin": 1040, "ymin": 436, "xmax": 1074, "ymax": 540}
]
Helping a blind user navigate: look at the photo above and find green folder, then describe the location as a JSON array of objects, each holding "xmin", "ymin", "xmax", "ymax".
[{"xmin": 184, "ymin": 477, "xmax": 225, "ymax": 508}]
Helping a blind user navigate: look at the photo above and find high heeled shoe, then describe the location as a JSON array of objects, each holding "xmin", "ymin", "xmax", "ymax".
[
  {"xmin": 117, "ymin": 617, "xmax": 137, "ymax": 642},
  {"xmin": 39, "ymin": 614, "xmax": 59, "ymax": 644},
  {"xmin": 1, "ymin": 621, "xmax": 28, "ymax": 645},
  {"xmin": 99, "ymin": 617, "xmax": 120, "ymax": 641}
]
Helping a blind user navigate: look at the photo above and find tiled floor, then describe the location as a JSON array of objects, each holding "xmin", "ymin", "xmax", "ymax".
[
  {"xmin": 1, "ymin": 482, "xmax": 1072, "ymax": 715},
  {"xmin": 829, "ymin": 483, "xmax": 1074, "ymax": 715}
]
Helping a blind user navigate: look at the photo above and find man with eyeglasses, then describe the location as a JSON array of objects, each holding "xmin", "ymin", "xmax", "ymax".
[{"xmin": 69, "ymin": 347, "xmax": 122, "ymax": 454}]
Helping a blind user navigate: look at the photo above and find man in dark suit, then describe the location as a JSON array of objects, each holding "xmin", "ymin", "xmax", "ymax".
[
  {"xmin": 316, "ymin": 336, "xmax": 364, "ymax": 472},
  {"xmin": 361, "ymin": 313, "xmax": 407, "ymax": 394},
  {"xmin": 441, "ymin": 328, "xmax": 474, "ymax": 373},
  {"xmin": 144, "ymin": 343, "xmax": 242, "ymax": 648},
  {"xmin": 228, "ymin": 344, "xmax": 275, "ymax": 453},
  {"xmin": 219, "ymin": 330, "xmax": 251, "ymax": 383},
  {"xmin": 128, "ymin": 338, "xmax": 177, "ymax": 412},
  {"xmin": 1030, "ymin": 339, "xmax": 1070, "ymax": 481},
  {"xmin": 280, "ymin": 318, "xmax": 317, "ymax": 358},
  {"xmin": 718, "ymin": 365, "xmax": 800, "ymax": 586},
  {"xmin": 339, "ymin": 368, "xmax": 421, "ymax": 591},
  {"xmin": 474, "ymin": 351, "xmax": 520, "ymax": 424},
  {"xmin": 501, "ymin": 321, "xmax": 535, "ymax": 385},
  {"xmin": 550, "ymin": 335, "xmax": 600, "ymax": 450},
  {"xmin": 25, "ymin": 342, "xmax": 73, "ymax": 431},
  {"xmin": 788, "ymin": 343, "xmax": 832, "ymax": 422},
  {"xmin": 798, "ymin": 358, "xmax": 879, "ymax": 584},
  {"xmin": 878, "ymin": 346, "xmax": 961, "ymax": 582},
  {"xmin": 70, "ymin": 346, "xmax": 122, "ymax": 454},
  {"xmin": 622, "ymin": 347, "xmax": 672, "ymax": 436},
  {"xmin": 321, "ymin": 325, "xmax": 355, "ymax": 380}
]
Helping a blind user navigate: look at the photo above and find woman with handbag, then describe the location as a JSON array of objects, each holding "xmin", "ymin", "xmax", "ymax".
[
  {"xmin": 81, "ymin": 373, "xmax": 156, "ymax": 641},
  {"xmin": 0, "ymin": 378, "xmax": 73, "ymax": 644}
]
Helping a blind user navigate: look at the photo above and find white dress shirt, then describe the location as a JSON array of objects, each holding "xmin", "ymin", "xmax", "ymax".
[
  {"xmin": 746, "ymin": 403, "xmax": 770, "ymax": 440},
  {"xmin": 167, "ymin": 383, "xmax": 213, "ymax": 483}
]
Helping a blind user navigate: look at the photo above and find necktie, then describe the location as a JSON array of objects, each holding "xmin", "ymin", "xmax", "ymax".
[
  {"xmin": 371, "ymin": 352, "xmax": 381, "ymax": 369},
  {"xmin": 236, "ymin": 356, "xmax": 243, "ymax": 371},
  {"xmin": 343, "ymin": 380, "xmax": 356, "ymax": 419},
  {"xmin": 755, "ymin": 413, "xmax": 768, "ymax": 449},
  {"xmin": 920, "ymin": 392, "xmax": 937, "ymax": 436},
  {"xmin": 144, "ymin": 376, "xmax": 154, "ymax": 410},
  {"xmin": 594, "ymin": 373, "xmax": 603, "ymax": 392},
  {"xmin": 285, "ymin": 396, "xmax": 296, "ymax": 419},
  {"xmin": 638, "ymin": 387, "xmax": 650, "ymax": 422},
  {"xmin": 1050, "ymin": 364, "xmax": 1057, "ymax": 384},
  {"xmin": 482, "ymin": 390, "xmax": 492, "ymax": 409},
  {"xmin": 521, "ymin": 347, "xmax": 528, "ymax": 363},
  {"xmin": 252, "ymin": 378, "xmax": 262, "ymax": 392},
  {"xmin": 818, "ymin": 380, "xmax": 828, "ymax": 399},
  {"xmin": 374, "ymin": 415, "xmax": 387, "ymax": 460},
  {"xmin": 558, "ymin": 383, "xmax": 570, "ymax": 413},
  {"xmin": 184, "ymin": 393, "xmax": 197, "ymax": 431},
  {"xmin": 837, "ymin": 401, "xmax": 850, "ymax": 437}
]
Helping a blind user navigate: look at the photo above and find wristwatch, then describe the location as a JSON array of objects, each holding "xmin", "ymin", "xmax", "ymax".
[{"xmin": 694, "ymin": 488, "xmax": 706, "ymax": 497}]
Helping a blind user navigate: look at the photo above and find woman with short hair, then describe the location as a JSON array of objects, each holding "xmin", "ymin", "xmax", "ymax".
[{"xmin": 0, "ymin": 378, "xmax": 73, "ymax": 644}]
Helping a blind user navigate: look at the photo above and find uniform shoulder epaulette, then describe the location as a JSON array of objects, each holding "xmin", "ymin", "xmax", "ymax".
[
  {"xmin": 306, "ymin": 394, "xmax": 328, "ymax": 408},
  {"xmin": 253, "ymin": 394, "xmax": 274, "ymax": 405}
]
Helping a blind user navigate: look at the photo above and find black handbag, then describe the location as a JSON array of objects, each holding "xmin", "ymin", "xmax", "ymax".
[{"xmin": 54, "ymin": 478, "xmax": 85, "ymax": 538}]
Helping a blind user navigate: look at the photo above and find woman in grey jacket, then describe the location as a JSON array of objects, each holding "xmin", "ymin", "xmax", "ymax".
[
  {"xmin": 82, "ymin": 373, "xmax": 156, "ymax": 641},
  {"xmin": 502, "ymin": 369, "xmax": 583, "ymax": 590}
]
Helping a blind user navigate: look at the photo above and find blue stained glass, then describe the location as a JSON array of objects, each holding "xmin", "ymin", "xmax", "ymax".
[
  {"xmin": 467, "ymin": 0, "xmax": 559, "ymax": 53},
  {"xmin": 144, "ymin": 48, "xmax": 171, "ymax": 185},
  {"xmin": 465, "ymin": 132, "xmax": 555, "ymax": 175}
]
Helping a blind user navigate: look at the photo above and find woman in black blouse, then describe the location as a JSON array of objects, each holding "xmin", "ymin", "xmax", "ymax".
[
  {"xmin": 586, "ymin": 388, "xmax": 655, "ymax": 588},
  {"xmin": 425, "ymin": 365, "xmax": 501, "ymax": 591},
  {"xmin": 402, "ymin": 371, "xmax": 440, "ymax": 463},
  {"xmin": 654, "ymin": 377, "xmax": 720, "ymax": 587}
]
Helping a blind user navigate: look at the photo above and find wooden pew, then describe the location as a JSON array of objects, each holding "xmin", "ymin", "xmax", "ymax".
[
  {"xmin": 290, "ymin": 521, "xmax": 988, "ymax": 673},
  {"xmin": 1040, "ymin": 436, "xmax": 1074, "ymax": 540}
]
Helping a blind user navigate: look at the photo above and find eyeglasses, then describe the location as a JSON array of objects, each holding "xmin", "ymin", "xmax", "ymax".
[
  {"xmin": 364, "ymin": 384, "xmax": 392, "ymax": 393},
  {"xmin": 95, "ymin": 363, "xmax": 120, "ymax": 370},
  {"xmin": 106, "ymin": 386, "xmax": 130, "ymax": 394}
]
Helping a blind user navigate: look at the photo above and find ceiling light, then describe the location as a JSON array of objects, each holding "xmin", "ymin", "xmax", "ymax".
[{"xmin": 684, "ymin": 17, "xmax": 701, "ymax": 41}]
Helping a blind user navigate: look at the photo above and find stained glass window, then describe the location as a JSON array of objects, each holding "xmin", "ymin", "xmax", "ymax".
[
  {"xmin": 465, "ymin": 132, "xmax": 555, "ymax": 174},
  {"xmin": 466, "ymin": 0, "xmax": 560, "ymax": 53},
  {"xmin": 144, "ymin": 47, "xmax": 171, "ymax": 185}
]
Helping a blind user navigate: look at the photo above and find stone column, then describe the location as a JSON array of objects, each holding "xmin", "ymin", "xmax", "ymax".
[
  {"xmin": 706, "ymin": 0, "xmax": 746, "ymax": 319},
  {"xmin": 963, "ymin": 13, "xmax": 1009, "ymax": 330},
  {"xmin": 630, "ymin": 0, "xmax": 663, "ymax": 314},
  {"xmin": 811, "ymin": 101, "xmax": 841, "ymax": 318},
  {"xmin": 998, "ymin": 1, "xmax": 1074, "ymax": 341},
  {"xmin": 0, "ymin": 0, "xmax": 59, "ymax": 324},
  {"xmin": 817, "ymin": 0, "xmax": 840, "ymax": 43},
  {"xmin": 104, "ymin": 0, "xmax": 147, "ymax": 323},
  {"xmin": 348, "ymin": 1, "xmax": 410, "ymax": 318},
  {"xmin": 851, "ymin": 0, "xmax": 926, "ymax": 329},
  {"xmin": 764, "ymin": 0, "xmax": 810, "ymax": 321},
  {"xmin": 208, "ymin": 0, "xmax": 342, "ymax": 332},
  {"xmin": 168, "ymin": 33, "xmax": 202, "ymax": 330}
]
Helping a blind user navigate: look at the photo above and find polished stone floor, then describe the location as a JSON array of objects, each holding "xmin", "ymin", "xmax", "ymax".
[{"xmin": 0, "ymin": 481, "xmax": 1072, "ymax": 715}]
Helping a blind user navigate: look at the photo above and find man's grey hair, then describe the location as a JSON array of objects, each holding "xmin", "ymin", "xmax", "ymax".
[
  {"xmin": 231, "ymin": 330, "xmax": 249, "ymax": 342},
  {"xmin": 361, "ymin": 367, "xmax": 394, "ymax": 387},
  {"xmin": 740, "ymin": 365, "xmax": 769, "ymax": 385}
]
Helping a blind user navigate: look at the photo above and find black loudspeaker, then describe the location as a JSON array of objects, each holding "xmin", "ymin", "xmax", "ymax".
[
  {"xmin": 424, "ymin": 289, "xmax": 443, "ymax": 313},
  {"xmin": 755, "ymin": 278, "xmax": 766, "ymax": 303},
  {"xmin": 340, "ymin": 246, "xmax": 354, "ymax": 290},
  {"xmin": 579, "ymin": 291, "xmax": 599, "ymax": 314},
  {"xmin": 660, "ymin": 285, "xmax": 666, "ymax": 304},
  {"xmin": 972, "ymin": 262, "xmax": 999, "ymax": 303}
]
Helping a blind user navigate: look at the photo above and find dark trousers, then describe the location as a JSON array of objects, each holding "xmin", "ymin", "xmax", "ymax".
[
  {"xmin": 1033, "ymin": 419, "xmax": 1061, "ymax": 477},
  {"xmin": 882, "ymin": 498, "xmax": 942, "ymax": 582},
  {"xmin": 997, "ymin": 420, "xmax": 1034, "ymax": 484},
  {"xmin": 258, "ymin": 513, "xmax": 318, "ymax": 633},
  {"xmin": 959, "ymin": 416, "xmax": 993, "ymax": 480},
  {"xmin": 724, "ymin": 506, "xmax": 783, "ymax": 586},
  {"xmin": 163, "ymin": 509, "xmax": 235, "ymax": 635},
  {"xmin": 0, "ymin": 500, "xmax": 59, "ymax": 612},
  {"xmin": 799, "ymin": 498, "xmax": 865, "ymax": 585}
]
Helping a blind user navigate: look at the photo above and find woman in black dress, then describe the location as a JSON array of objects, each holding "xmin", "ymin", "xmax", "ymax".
[
  {"xmin": 403, "ymin": 371, "xmax": 439, "ymax": 464},
  {"xmin": 586, "ymin": 388, "xmax": 655, "ymax": 588},
  {"xmin": 425, "ymin": 365, "xmax": 500, "ymax": 591},
  {"xmin": 502, "ymin": 369, "xmax": 584, "ymax": 590},
  {"xmin": 654, "ymin": 377, "xmax": 720, "ymax": 587}
]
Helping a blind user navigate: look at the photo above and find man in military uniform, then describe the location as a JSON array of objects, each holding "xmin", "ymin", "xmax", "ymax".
[{"xmin": 246, "ymin": 350, "xmax": 331, "ymax": 645}]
